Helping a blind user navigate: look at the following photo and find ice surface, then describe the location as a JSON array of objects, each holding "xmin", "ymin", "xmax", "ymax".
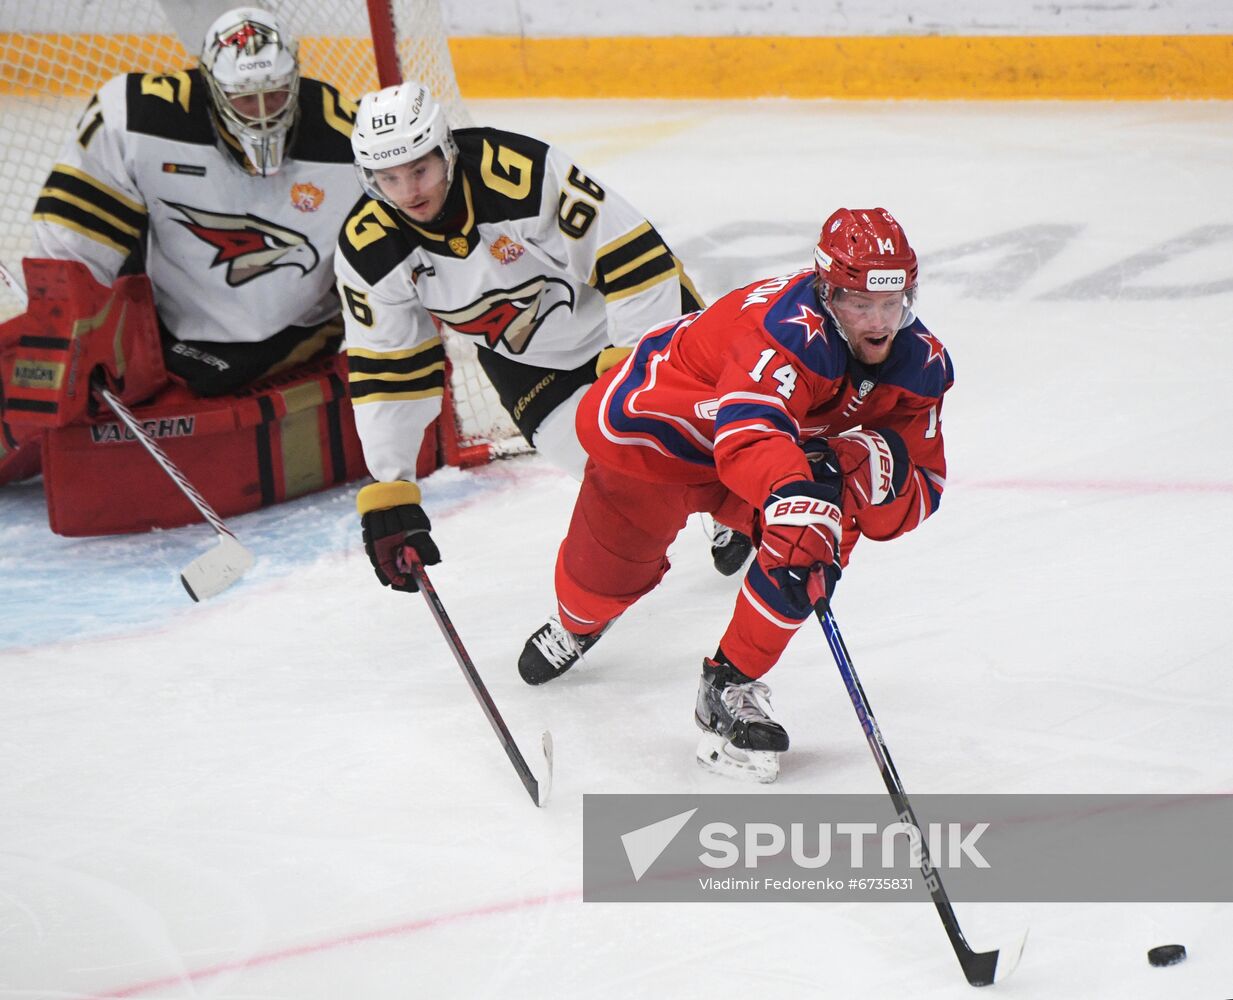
[{"xmin": 1, "ymin": 98, "xmax": 1231, "ymax": 998}]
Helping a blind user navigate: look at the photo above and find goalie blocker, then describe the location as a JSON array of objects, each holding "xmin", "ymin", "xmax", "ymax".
[
  {"xmin": 1, "ymin": 258, "xmax": 165, "ymax": 487},
  {"xmin": 1, "ymin": 259, "xmax": 419, "ymax": 535}
]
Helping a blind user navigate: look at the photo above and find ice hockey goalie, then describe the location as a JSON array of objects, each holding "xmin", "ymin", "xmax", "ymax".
[{"xmin": 0, "ymin": 7, "xmax": 413, "ymax": 534}]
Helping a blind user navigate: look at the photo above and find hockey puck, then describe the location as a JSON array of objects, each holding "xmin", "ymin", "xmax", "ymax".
[{"xmin": 1147, "ymin": 944, "xmax": 1186, "ymax": 967}]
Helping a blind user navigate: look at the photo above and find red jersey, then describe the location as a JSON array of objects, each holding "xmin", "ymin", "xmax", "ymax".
[{"xmin": 579, "ymin": 268, "xmax": 953, "ymax": 541}]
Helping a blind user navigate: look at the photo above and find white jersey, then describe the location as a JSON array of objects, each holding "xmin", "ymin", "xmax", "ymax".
[
  {"xmin": 334, "ymin": 126, "xmax": 701, "ymax": 485},
  {"xmin": 32, "ymin": 69, "xmax": 361, "ymax": 344}
]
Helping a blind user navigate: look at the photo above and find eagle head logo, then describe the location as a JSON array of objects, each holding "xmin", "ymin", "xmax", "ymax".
[
  {"xmin": 165, "ymin": 201, "xmax": 319, "ymax": 286},
  {"xmin": 432, "ymin": 277, "xmax": 574, "ymax": 354}
]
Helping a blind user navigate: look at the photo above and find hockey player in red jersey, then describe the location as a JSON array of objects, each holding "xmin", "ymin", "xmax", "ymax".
[{"xmin": 518, "ymin": 207, "xmax": 953, "ymax": 782}]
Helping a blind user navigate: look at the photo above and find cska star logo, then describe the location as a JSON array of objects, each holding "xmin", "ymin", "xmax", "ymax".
[
  {"xmin": 165, "ymin": 201, "xmax": 319, "ymax": 286},
  {"xmin": 915, "ymin": 328, "xmax": 946, "ymax": 368},
  {"xmin": 432, "ymin": 277, "xmax": 574, "ymax": 354},
  {"xmin": 783, "ymin": 304, "xmax": 828, "ymax": 347}
]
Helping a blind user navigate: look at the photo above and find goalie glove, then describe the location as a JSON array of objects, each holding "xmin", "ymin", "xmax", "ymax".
[
  {"xmin": 357, "ymin": 481, "xmax": 441, "ymax": 592},
  {"xmin": 756, "ymin": 479, "xmax": 843, "ymax": 610}
]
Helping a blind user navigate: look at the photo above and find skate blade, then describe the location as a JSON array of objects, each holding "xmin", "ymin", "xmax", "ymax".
[{"xmin": 695, "ymin": 732, "xmax": 779, "ymax": 783}]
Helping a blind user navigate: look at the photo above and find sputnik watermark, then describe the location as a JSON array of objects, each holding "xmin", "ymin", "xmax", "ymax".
[
  {"xmin": 585, "ymin": 794, "xmax": 1233, "ymax": 903},
  {"xmin": 697, "ymin": 820, "xmax": 990, "ymax": 869}
]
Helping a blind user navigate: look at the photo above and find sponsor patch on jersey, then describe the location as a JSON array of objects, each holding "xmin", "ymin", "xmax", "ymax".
[
  {"xmin": 448, "ymin": 236, "xmax": 469, "ymax": 257},
  {"xmin": 865, "ymin": 269, "xmax": 905, "ymax": 291},
  {"xmin": 489, "ymin": 235, "xmax": 526, "ymax": 265},
  {"xmin": 163, "ymin": 163, "xmax": 207, "ymax": 176},
  {"xmin": 290, "ymin": 182, "xmax": 325, "ymax": 212},
  {"xmin": 858, "ymin": 379, "xmax": 875, "ymax": 398},
  {"xmin": 512, "ymin": 372, "xmax": 556, "ymax": 421}
]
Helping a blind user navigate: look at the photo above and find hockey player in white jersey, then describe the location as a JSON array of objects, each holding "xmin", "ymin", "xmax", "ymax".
[
  {"xmin": 0, "ymin": 7, "xmax": 373, "ymax": 531},
  {"xmin": 335, "ymin": 83, "xmax": 754, "ymax": 592},
  {"xmin": 29, "ymin": 6, "xmax": 361, "ymax": 397}
]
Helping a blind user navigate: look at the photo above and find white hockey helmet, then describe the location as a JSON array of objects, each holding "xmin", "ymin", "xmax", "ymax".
[
  {"xmin": 199, "ymin": 7, "xmax": 300, "ymax": 176},
  {"xmin": 351, "ymin": 83, "xmax": 458, "ymax": 202}
]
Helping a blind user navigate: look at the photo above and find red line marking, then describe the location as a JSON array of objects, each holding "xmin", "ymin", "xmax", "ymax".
[{"xmin": 99, "ymin": 887, "xmax": 581, "ymax": 997}]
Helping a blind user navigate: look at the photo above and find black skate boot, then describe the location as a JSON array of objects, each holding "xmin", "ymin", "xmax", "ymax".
[
  {"xmin": 694, "ymin": 655, "xmax": 789, "ymax": 782},
  {"xmin": 519, "ymin": 616, "xmax": 611, "ymax": 685},
  {"xmin": 711, "ymin": 524, "xmax": 753, "ymax": 577}
]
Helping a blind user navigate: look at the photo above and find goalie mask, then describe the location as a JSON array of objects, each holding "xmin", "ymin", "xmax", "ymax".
[
  {"xmin": 351, "ymin": 83, "xmax": 458, "ymax": 208},
  {"xmin": 200, "ymin": 7, "xmax": 300, "ymax": 176},
  {"xmin": 813, "ymin": 207, "xmax": 919, "ymax": 353}
]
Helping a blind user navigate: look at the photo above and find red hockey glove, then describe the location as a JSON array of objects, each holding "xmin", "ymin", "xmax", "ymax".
[
  {"xmin": 357, "ymin": 482, "xmax": 441, "ymax": 592},
  {"xmin": 757, "ymin": 479, "xmax": 843, "ymax": 609},
  {"xmin": 827, "ymin": 428, "xmax": 911, "ymax": 511}
]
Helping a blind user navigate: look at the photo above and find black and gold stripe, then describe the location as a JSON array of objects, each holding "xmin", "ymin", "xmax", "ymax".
[
  {"xmin": 676, "ymin": 256, "xmax": 705, "ymax": 312},
  {"xmin": 590, "ymin": 221, "xmax": 677, "ymax": 302},
  {"xmin": 347, "ymin": 339, "xmax": 446, "ymax": 404},
  {"xmin": 77, "ymin": 95, "xmax": 104, "ymax": 149},
  {"xmin": 33, "ymin": 164, "xmax": 146, "ymax": 256}
]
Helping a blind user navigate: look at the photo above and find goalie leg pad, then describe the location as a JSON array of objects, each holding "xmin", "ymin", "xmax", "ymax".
[
  {"xmin": 40, "ymin": 352, "xmax": 385, "ymax": 536},
  {"xmin": 0, "ymin": 427, "xmax": 42, "ymax": 485}
]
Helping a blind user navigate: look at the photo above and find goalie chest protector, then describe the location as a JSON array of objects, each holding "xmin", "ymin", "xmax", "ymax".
[{"xmin": 40, "ymin": 353, "xmax": 434, "ymax": 536}]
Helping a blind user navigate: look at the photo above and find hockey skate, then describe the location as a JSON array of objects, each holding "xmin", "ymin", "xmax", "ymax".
[
  {"xmin": 519, "ymin": 616, "xmax": 611, "ymax": 685},
  {"xmin": 694, "ymin": 656, "xmax": 789, "ymax": 783},
  {"xmin": 710, "ymin": 524, "xmax": 753, "ymax": 577}
]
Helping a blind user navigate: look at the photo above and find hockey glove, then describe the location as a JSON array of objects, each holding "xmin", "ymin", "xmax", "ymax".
[
  {"xmin": 756, "ymin": 479, "xmax": 843, "ymax": 610},
  {"xmin": 357, "ymin": 481, "xmax": 441, "ymax": 592},
  {"xmin": 827, "ymin": 428, "xmax": 911, "ymax": 511}
]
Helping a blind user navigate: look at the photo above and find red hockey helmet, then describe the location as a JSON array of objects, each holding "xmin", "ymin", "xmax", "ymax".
[{"xmin": 813, "ymin": 207, "xmax": 918, "ymax": 296}]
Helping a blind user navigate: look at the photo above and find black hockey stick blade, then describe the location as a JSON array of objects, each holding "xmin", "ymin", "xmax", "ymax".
[
  {"xmin": 958, "ymin": 927, "xmax": 1028, "ymax": 986},
  {"xmin": 813, "ymin": 589, "xmax": 1027, "ymax": 987}
]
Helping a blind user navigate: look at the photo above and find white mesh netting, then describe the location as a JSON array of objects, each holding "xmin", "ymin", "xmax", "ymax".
[{"xmin": 0, "ymin": 0, "xmax": 521, "ymax": 456}]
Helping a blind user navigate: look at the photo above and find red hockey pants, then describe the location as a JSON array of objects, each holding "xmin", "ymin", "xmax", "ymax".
[{"xmin": 553, "ymin": 459, "xmax": 811, "ymax": 678}]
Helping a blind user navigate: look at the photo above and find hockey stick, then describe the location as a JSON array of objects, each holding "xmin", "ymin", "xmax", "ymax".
[
  {"xmin": 0, "ymin": 259, "xmax": 253, "ymax": 601},
  {"xmin": 812, "ymin": 594, "xmax": 1027, "ymax": 986},
  {"xmin": 94, "ymin": 383, "xmax": 254, "ymax": 601},
  {"xmin": 403, "ymin": 549, "xmax": 553, "ymax": 807}
]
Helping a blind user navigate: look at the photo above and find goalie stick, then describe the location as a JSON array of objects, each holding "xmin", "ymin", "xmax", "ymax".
[
  {"xmin": 810, "ymin": 588, "xmax": 1027, "ymax": 986},
  {"xmin": 404, "ymin": 548, "xmax": 553, "ymax": 807},
  {"xmin": 0, "ymin": 259, "xmax": 254, "ymax": 601}
]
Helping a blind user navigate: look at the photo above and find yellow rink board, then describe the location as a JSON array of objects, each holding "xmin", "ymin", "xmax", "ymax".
[{"xmin": 2, "ymin": 34, "xmax": 1231, "ymax": 99}]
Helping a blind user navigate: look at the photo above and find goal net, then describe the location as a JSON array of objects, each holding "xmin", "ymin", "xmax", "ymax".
[{"xmin": 0, "ymin": 0, "xmax": 523, "ymax": 464}]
